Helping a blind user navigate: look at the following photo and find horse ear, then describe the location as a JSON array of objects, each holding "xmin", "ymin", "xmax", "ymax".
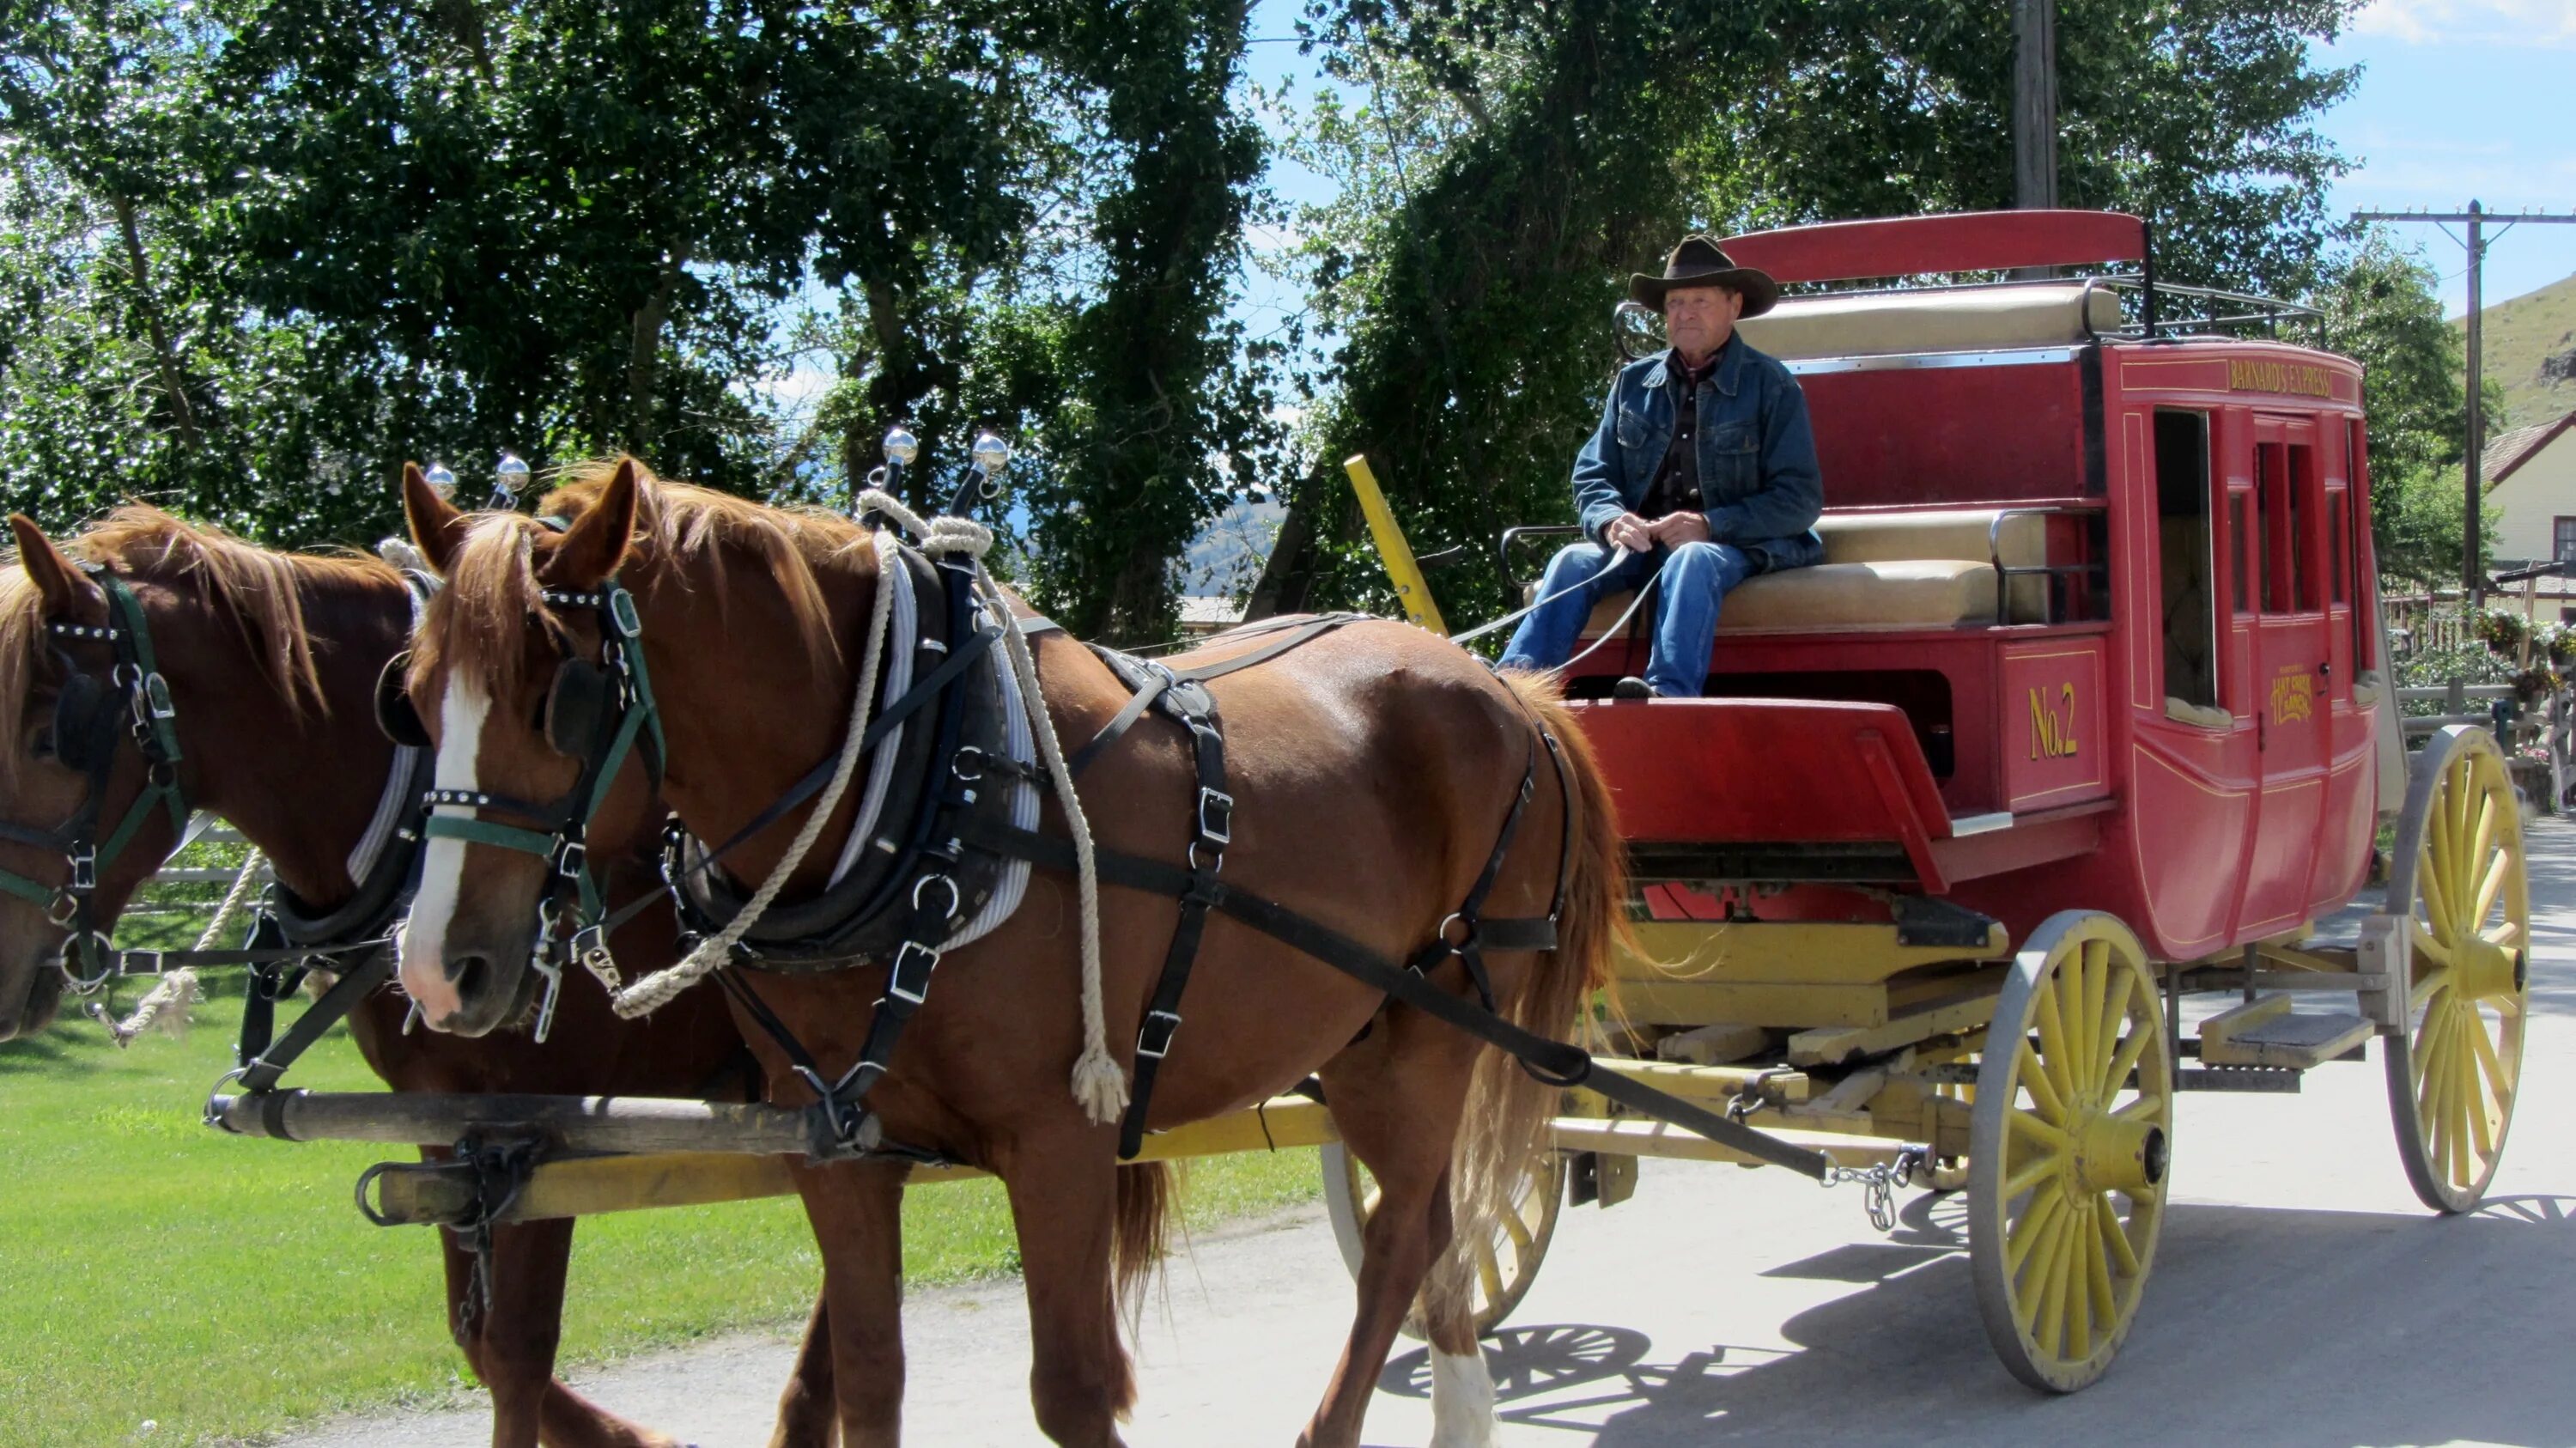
[
  {"xmin": 403, "ymin": 462, "xmax": 470, "ymax": 575},
  {"xmin": 9, "ymin": 514, "xmax": 106, "ymax": 621},
  {"xmin": 550, "ymin": 458, "xmax": 641, "ymax": 587}
]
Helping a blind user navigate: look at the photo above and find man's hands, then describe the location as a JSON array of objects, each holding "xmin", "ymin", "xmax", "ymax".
[
  {"xmin": 1605, "ymin": 511, "xmax": 1712, "ymax": 551},
  {"xmin": 1652, "ymin": 512, "xmax": 1713, "ymax": 547}
]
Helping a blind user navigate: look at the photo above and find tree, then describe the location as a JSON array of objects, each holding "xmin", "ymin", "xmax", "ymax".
[
  {"xmin": 1249, "ymin": 0, "xmax": 2366, "ymax": 621},
  {"xmin": 2314, "ymin": 229, "xmax": 2505, "ymax": 587}
]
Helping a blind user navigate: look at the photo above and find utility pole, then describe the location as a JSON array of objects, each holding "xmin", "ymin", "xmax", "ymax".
[
  {"xmin": 2013, "ymin": 0, "xmax": 2058, "ymax": 210},
  {"xmin": 2354, "ymin": 204, "xmax": 2576, "ymax": 603}
]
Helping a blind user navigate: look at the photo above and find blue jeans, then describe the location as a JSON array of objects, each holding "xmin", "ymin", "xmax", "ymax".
[{"xmin": 1498, "ymin": 540, "xmax": 1755, "ymax": 697}]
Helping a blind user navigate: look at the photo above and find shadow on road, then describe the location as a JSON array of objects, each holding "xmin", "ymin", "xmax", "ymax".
[{"xmin": 1379, "ymin": 1191, "xmax": 2576, "ymax": 1445}]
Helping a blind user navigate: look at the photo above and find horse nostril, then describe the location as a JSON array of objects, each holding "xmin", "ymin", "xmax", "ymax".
[{"xmin": 446, "ymin": 952, "xmax": 489, "ymax": 995}]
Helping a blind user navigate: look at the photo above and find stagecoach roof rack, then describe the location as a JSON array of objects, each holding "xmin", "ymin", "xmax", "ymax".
[{"xmin": 1717, "ymin": 208, "xmax": 2330, "ymax": 350}]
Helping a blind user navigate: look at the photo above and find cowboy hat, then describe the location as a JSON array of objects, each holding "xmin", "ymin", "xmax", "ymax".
[{"xmin": 1628, "ymin": 234, "xmax": 1780, "ymax": 316}]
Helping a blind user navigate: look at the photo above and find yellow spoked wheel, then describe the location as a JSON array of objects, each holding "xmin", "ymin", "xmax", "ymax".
[
  {"xmin": 1319, "ymin": 1142, "xmax": 1563, "ymax": 1339},
  {"xmin": 2385, "ymin": 725, "xmax": 2529, "ymax": 1214},
  {"xmin": 1968, "ymin": 911, "xmax": 2172, "ymax": 1393}
]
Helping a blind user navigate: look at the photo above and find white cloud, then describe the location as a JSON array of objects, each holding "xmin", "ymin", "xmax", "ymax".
[{"xmin": 2354, "ymin": 0, "xmax": 2576, "ymax": 43}]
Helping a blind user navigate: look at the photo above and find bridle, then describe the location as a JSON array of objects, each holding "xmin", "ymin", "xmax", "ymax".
[
  {"xmin": 0, "ymin": 563, "xmax": 189, "ymax": 990},
  {"xmin": 384, "ymin": 567, "xmax": 667, "ymax": 1041}
]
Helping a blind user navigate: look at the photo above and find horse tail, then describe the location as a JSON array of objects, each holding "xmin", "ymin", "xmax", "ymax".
[
  {"xmin": 1111, "ymin": 1159, "xmax": 1176, "ymax": 1323},
  {"xmin": 1428, "ymin": 668, "xmax": 1629, "ymax": 1325}
]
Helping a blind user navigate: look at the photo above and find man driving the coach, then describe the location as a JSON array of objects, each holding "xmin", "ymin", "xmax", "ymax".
[{"xmin": 1501, "ymin": 235, "xmax": 1823, "ymax": 699}]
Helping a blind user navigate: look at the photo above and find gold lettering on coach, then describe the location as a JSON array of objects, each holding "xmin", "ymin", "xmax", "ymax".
[
  {"xmin": 2228, "ymin": 358, "xmax": 2334, "ymax": 399},
  {"xmin": 2030, "ymin": 683, "xmax": 2081, "ymax": 760}
]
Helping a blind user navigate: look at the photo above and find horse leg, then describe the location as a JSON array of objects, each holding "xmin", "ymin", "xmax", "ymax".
[
  {"xmin": 998, "ymin": 1137, "xmax": 1129, "ymax": 1447},
  {"xmin": 1420, "ymin": 1240, "xmax": 1501, "ymax": 1448},
  {"xmin": 441, "ymin": 1217, "xmax": 685, "ymax": 1448},
  {"xmin": 1302, "ymin": 1031, "xmax": 1486, "ymax": 1448},
  {"xmin": 793, "ymin": 1159, "xmax": 908, "ymax": 1448},
  {"xmin": 767, "ymin": 1293, "xmax": 839, "ymax": 1448}
]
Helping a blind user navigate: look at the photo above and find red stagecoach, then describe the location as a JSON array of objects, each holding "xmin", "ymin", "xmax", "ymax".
[{"xmin": 1342, "ymin": 208, "xmax": 2528, "ymax": 1390}]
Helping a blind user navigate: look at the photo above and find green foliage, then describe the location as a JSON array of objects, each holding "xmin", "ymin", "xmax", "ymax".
[{"xmin": 1253, "ymin": 0, "xmax": 2370, "ymax": 620}]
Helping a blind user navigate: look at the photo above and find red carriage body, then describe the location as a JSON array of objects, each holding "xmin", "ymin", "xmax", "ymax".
[{"xmin": 1558, "ymin": 210, "xmax": 2393, "ymax": 961}]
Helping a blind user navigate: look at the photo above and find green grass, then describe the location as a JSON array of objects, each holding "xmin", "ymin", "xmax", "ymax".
[{"xmin": 0, "ymin": 986, "xmax": 1321, "ymax": 1447}]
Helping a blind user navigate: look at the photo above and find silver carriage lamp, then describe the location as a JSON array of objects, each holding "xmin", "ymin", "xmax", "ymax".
[
  {"xmin": 489, "ymin": 452, "xmax": 532, "ymax": 510},
  {"xmin": 422, "ymin": 462, "xmax": 458, "ymax": 500}
]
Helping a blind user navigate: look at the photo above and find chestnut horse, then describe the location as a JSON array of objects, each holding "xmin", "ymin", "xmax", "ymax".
[
  {"xmin": 0, "ymin": 510, "xmax": 835, "ymax": 1448},
  {"xmin": 393, "ymin": 459, "xmax": 1625, "ymax": 1447}
]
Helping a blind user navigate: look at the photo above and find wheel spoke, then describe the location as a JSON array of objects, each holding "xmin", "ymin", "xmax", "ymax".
[
  {"xmin": 2421, "ymin": 1007, "xmax": 2455, "ymax": 1159},
  {"xmin": 2008, "ymin": 1178, "xmax": 2069, "ymax": 1278},
  {"xmin": 2464, "ymin": 1005, "xmax": 2513, "ymax": 1112},
  {"xmin": 1500, "ymin": 1199, "xmax": 1535, "ymax": 1253},
  {"xmin": 2019, "ymin": 1047, "xmax": 2069, "ymax": 1125},
  {"xmin": 2084, "ymin": 1201, "xmax": 2118, "ymax": 1338},
  {"xmin": 2097, "ymin": 1191, "xmax": 2142, "ymax": 1277},
  {"xmin": 2464, "ymin": 1038, "xmax": 2497, "ymax": 1165},
  {"xmin": 2032, "ymin": 1207, "xmax": 2075, "ymax": 1354},
  {"xmin": 2002, "ymin": 1141, "xmax": 2064, "ymax": 1203},
  {"xmin": 2093, "ymin": 964, "xmax": 2134, "ymax": 1095},
  {"xmin": 2466, "ymin": 793, "xmax": 2499, "ymax": 922},
  {"xmin": 2008, "ymin": 1107, "xmax": 2069, "ymax": 1153},
  {"xmin": 2034, "ymin": 986, "xmax": 2081, "ymax": 1106},
  {"xmin": 2078, "ymin": 940, "xmax": 2109, "ymax": 1085},
  {"xmin": 2014, "ymin": 1198, "xmax": 2072, "ymax": 1335},
  {"xmin": 2113, "ymin": 1095, "xmax": 2166, "ymax": 1124},
  {"xmin": 2104, "ymin": 1017, "xmax": 2154, "ymax": 1099},
  {"xmin": 1476, "ymin": 1240, "xmax": 1506, "ymax": 1305},
  {"xmin": 2067, "ymin": 1200, "xmax": 2096, "ymax": 1360},
  {"xmin": 2474, "ymin": 847, "xmax": 2511, "ymax": 932}
]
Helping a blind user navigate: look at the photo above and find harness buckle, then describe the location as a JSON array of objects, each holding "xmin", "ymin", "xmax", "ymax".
[
  {"xmin": 46, "ymin": 889, "xmax": 77, "ymax": 927},
  {"xmin": 1195, "ymin": 788, "xmax": 1234, "ymax": 847},
  {"xmin": 123, "ymin": 948, "xmax": 161, "ymax": 976},
  {"xmin": 552, "ymin": 838, "xmax": 586, "ymax": 880},
  {"xmin": 605, "ymin": 589, "xmax": 643, "ymax": 639},
  {"xmin": 1136, "ymin": 1008, "xmax": 1182, "ymax": 1060},
  {"xmin": 887, "ymin": 939, "xmax": 939, "ymax": 1007},
  {"xmin": 69, "ymin": 845, "xmax": 95, "ymax": 894},
  {"xmin": 141, "ymin": 672, "xmax": 176, "ymax": 721},
  {"xmin": 951, "ymin": 745, "xmax": 986, "ymax": 782}
]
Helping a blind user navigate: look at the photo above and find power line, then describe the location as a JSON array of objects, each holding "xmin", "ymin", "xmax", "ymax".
[{"xmin": 2352, "ymin": 202, "xmax": 2576, "ymax": 600}]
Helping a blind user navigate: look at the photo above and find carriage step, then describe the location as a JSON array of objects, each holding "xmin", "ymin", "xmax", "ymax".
[{"xmin": 2196, "ymin": 997, "xmax": 2372, "ymax": 1069}]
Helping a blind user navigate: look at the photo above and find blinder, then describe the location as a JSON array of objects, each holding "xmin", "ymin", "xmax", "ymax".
[
  {"xmin": 542, "ymin": 659, "xmax": 616, "ymax": 758},
  {"xmin": 42, "ymin": 658, "xmax": 118, "ymax": 773},
  {"xmin": 374, "ymin": 651, "xmax": 431, "ymax": 748}
]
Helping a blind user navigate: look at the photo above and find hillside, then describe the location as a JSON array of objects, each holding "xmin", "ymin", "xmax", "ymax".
[{"xmin": 2462, "ymin": 271, "xmax": 2576, "ymax": 430}]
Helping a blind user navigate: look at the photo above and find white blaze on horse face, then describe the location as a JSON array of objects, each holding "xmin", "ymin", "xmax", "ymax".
[
  {"xmin": 1429, "ymin": 1348, "xmax": 1499, "ymax": 1448},
  {"xmin": 397, "ymin": 680, "xmax": 489, "ymax": 1025}
]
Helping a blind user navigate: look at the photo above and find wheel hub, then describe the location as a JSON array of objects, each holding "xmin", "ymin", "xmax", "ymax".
[
  {"xmin": 2069, "ymin": 1113, "xmax": 2166, "ymax": 1196},
  {"xmin": 2453, "ymin": 937, "xmax": 2525, "ymax": 1004}
]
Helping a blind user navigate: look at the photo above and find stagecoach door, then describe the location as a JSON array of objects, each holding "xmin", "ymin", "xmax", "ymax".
[{"xmin": 2245, "ymin": 413, "xmax": 2330, "ymax": 929}]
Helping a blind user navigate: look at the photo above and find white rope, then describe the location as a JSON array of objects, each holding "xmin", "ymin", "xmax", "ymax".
[
  {"xmin": 861, "ymin": 490, "xmax": 1124, "ymax": 1124},
  {"xmin": 607, "ymin": 530, "xmax": 902, "ymax": 1019},
  {"xmin": 107, "ymin": 847, "xmax": 265, "ymax": 1046}
]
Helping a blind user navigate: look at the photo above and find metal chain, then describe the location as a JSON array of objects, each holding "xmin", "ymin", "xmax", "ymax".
[{"xmin": 1819, "ymin": 1147, "xmax": 1931, "ymax": 1234}]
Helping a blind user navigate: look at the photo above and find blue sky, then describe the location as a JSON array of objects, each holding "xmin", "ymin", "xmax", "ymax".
[
  {"xmin": 2325, "ymin": 1, "xmax": 2572, "ymax": 315},
  {"xmin": 1238, "ymin": 0, "xmax": 2568, "ymax": 319}
]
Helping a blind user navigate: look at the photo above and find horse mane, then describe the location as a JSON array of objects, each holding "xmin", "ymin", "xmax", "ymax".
[
  {"xmin": 0, "ymin": 505, "xmax": 398, "ymax": 794},
  {"xmin": 428, "ymin": 459, "xmax": 871, "ymax": 686}
]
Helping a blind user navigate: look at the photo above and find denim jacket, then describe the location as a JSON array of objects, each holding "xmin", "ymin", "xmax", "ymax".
[{"xmin": 1571, "ymin": 336, "xmax": 1825, "ymax": 572}]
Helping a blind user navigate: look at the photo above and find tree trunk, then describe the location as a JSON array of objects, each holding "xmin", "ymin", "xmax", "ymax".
[
  {"xmin": 110, "ymin": 193, "xmax": 201, "ymax": 453},
  {"xmin": 628, "ymin": 239, "xmax": 695, "ymax": 453}
]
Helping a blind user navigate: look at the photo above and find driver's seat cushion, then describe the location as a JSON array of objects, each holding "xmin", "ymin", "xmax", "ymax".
[{"xmin": 1549, "ymin": 508, "xmax": 2049, "ymax": 635}]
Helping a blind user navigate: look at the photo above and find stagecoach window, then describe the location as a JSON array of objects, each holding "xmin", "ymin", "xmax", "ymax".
[
  {"xmin": 2330, "ymin": 490, "xmax": 2350, "ymax": 605},
  {"xmin": 2230, "ymin": 493, "xmax": 2252, "ymax": 619},
  {"xmin": 2154, "ymin": 411, "xmax": 2220, "ymax": 714},
  {"xmin": 2348, "ymin": 418, "xmax": 2375, "ymax": 671},
  {"xmin": 2256, "ymin": 441, "xmax": 2318, "ymax": 614}
]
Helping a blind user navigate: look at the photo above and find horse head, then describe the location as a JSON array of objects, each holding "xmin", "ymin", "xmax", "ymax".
[{"xmin": 0, "ymin": 509, "xmax": 393, "ymax": 1040}]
